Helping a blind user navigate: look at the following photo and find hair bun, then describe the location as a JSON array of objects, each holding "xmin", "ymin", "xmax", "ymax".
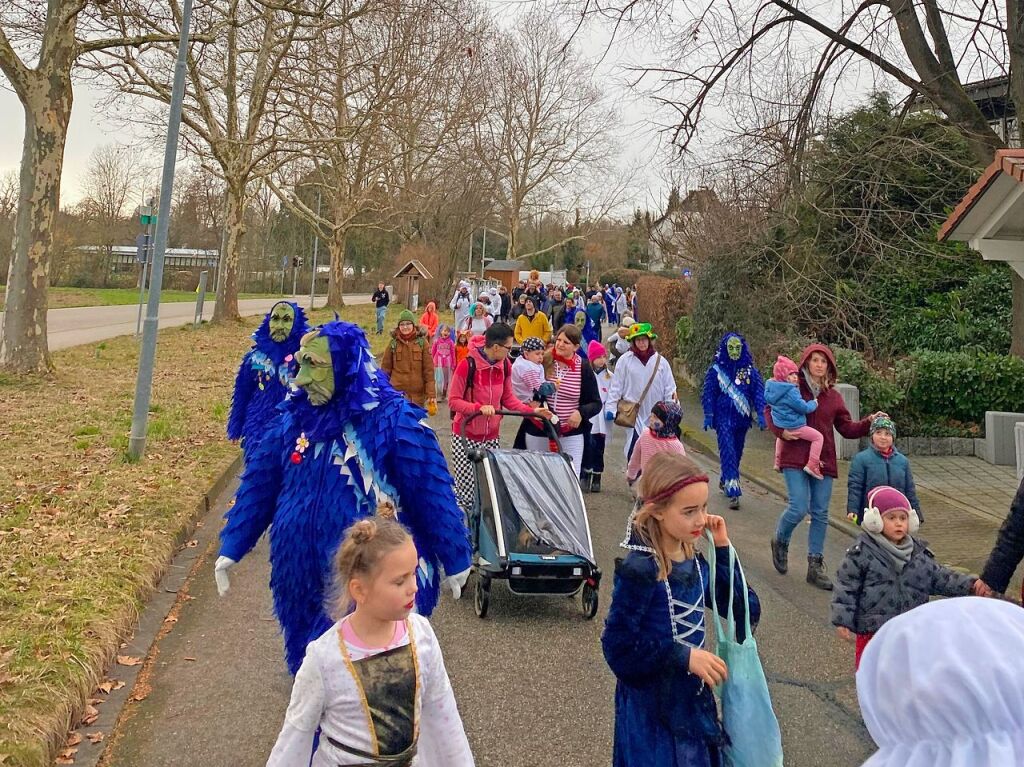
[{"xmin": 350, "ymin": 519, "xmax": 378, "ymax": 544}]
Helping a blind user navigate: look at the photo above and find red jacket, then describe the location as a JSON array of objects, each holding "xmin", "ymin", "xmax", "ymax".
[
  {"xmin": 765, "ymin": 344, "xmax": 871, "ymax": 478},
  {"xmin": 449, "ymin": 337, "xmax": 534, "ymax": 441}
]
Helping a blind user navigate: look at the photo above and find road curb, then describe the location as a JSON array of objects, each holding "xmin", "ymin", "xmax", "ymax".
[
  {"xmin": 680, "ymin": 426, "xmax": 861, "ymax": 542},
  {"xmin": 63, "ymin": 452, "xmax": 243, "ymax": 767}
]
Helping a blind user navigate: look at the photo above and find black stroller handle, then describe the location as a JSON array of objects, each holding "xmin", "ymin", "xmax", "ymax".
[{"xmin": 459, "ymin": 409, "xmax": 563, "ymax": 452}]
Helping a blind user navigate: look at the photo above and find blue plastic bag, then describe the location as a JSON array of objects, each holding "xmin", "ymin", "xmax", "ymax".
[{"xmin": 705, "ymin": 532, "xmax": 784, "ymax": 767}]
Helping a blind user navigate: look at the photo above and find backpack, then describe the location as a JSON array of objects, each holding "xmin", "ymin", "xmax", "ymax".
[{"xmin": 449, "ymin": 355, "xmax": 511, "ymax": 420}]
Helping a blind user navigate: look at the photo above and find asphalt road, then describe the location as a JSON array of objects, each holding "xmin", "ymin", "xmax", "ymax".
[
  {"xmin": 0, "ymin": 295, "xmax": 370, "ymax": 351},
  {"xmin": 100, "ymin": 416, "xmax": 876, "ymax": 767}
]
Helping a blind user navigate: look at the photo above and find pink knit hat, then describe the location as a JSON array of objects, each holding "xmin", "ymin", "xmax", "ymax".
[
  {"xmin": 772, "ymin": 355, "xmax": 799, "ymax": 381},
  {"xmin": 587, "ymin": 341, "xmax": 607, "ymax": 361},
  {"xmin": 866, "ymin": 486, "xmax": 913, "ymax": 516}
]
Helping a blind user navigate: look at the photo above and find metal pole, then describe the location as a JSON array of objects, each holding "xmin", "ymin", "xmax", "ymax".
[
  {"xmin": 292, "ymin": 260, "xmax": 298, "ymax": 297},
  {"xmin": 193, "ymin": 270, "xmax": 208, "ymax": 326},
  {"xmin": 127, "ymin": 0, "xmax": 194, "ymax": 461},
  {"xmin": 309, "ymin": 191, "xmax": 320, "ymax": 310},
  {"xmin": 135, "ymin": 197, "xmax": 155, "ymax": 336}
]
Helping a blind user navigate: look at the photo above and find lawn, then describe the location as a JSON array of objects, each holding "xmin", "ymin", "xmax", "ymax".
[
  {"xmin": 0, "ymin": 301, "xmax": 423, "ymax": 766},
  {"xmin": 0, "ymin": 287, "xmax": 270, "ymax": 311}
]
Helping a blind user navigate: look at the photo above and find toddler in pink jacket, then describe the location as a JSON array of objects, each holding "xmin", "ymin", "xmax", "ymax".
[
  {"xmin": 431, "ymin": 325, "xmax": 456, "ymax": 400},
  {"xmin": 627, "ymin": 401, "xmax": 687, "ymax": 485}
]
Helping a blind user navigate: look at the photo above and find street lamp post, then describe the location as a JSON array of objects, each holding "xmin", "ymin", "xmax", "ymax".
[{"xmin": 127, "ymin": 0, "xmax": 194, "ymax": 461}]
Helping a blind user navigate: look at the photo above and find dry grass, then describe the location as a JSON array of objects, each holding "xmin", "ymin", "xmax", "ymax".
[{"xmin": 0, "ymin": 302, "xmax": 405, "ymax": 766}]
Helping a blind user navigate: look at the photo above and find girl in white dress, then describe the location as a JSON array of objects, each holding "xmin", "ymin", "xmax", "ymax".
[{"xmin": 267, "ymin": 515, "xmax": 474, "ymax": 767}]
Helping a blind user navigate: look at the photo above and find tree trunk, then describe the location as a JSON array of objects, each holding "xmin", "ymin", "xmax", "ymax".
[
  {"xmin": 1, "ymin": 73, "xmax": 72, "ymax": 374},
  {"xmin": 326, "ymin": 227, "xmax": 347, "ymax": 311},
  {"xmin": 212, "ymin": 187, "xmax": 245, "ymax": 323},
  {"xmin": 506, "ymin": 213, "xmax": 520, "ymax": 261}
]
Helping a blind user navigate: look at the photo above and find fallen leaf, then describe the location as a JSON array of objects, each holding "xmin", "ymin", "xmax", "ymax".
[
  {"xmin": 86, "ymin": 732, "xmax": 105, "ymax": 744},
  {"xmin": 163, "ymin": 616, "xmax": 178, "ymax": 624},
  {"xmin": 80, "ymin": 704, "xmax": 99, "ymax": 726},
  {"xmin": 66, "ymin": 733, "xmax": 82, "ymax": 747},
  {"xmin": 116, "ymin": 655, "xmax": 142, "ymax": 667},
  {"xmin": 185, "ymin": 539, "xmax": 199, "ymax": 548},
  {"xmin": 128, "ymin": 689, "xmax": 149, "ymax": 702},
  {"xmin": 183, "ymin": 656, "xmax": 196, "ymax": 661},
  {"xmin": 56, "ymin": 746, "xmax": 77, "ymax": 764},
  {"xmin": 97, "ymin": 680, "xmax": 113, "ymax": 694}
]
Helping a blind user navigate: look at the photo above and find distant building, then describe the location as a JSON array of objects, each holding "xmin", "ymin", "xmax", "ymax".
[
  {"xmin": 647, "ymin": 187, "xmax": 719, "ymax": 272},
  {"xmin": 911, "ymin": 76, "xmax": 1019, "ymax": 148}
]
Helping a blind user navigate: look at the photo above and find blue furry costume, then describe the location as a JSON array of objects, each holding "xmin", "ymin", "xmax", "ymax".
[
  {"xmin": 226, "ymin": 302, "xmax": 309, "ymax": 461},
  {"xmin": 701, "ymin": 333, "xmax": 766, "ymax": 500},
  {"xmin": 219, "ymin": 321, "xmax": 472, "ymax": 673}
]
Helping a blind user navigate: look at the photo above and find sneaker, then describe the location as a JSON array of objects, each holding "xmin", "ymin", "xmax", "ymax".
[
  {"xmin": 770, "ymin": 537, "xmax": 788, "ymax": 574},
  {"xmin": 728, "ymin": 497, "xmax": 740, "ymax": 510},
  {"xmin": 803, "ymin": 465, "xmax": 825, "ymax": 481}
]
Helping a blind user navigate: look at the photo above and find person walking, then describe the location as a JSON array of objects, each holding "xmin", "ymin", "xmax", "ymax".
[
  {"xmin": 380, "ymin": 310, "xmax": 436, "ymax": 408},
  {"xmin": 371, "ymin": 282, "xmax": 390, "ymax": 335},
  {"xmin": 975, "ymin": 474, "xmax": 1024, "ymax": 600},
  {"xmin": 604, "ymin": 323, "xmax": 677, "ymax": 461},
  {"xmin": 513, "ymin": 297, "xmax": 552, "ymax": 345},
  {"xmin": 449, "ymin": 281, "xmax": 472, "ymax": 331},
  {"xmin": 766, "ymin": 344, "xmax": 885, "ymax": 590}
]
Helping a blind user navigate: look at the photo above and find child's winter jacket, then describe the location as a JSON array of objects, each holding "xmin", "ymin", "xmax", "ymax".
[
  {"xmin": 847, "ymin": 446, "xmax": 922, "ymax": 523},
  {"xmin": 764, "ymin": 379, "xmax": 817, "ymax": 429},
  {"xmin": 831, "ymin": 533, "xmax": 976, "ymax": 635},
  {"xmin": 431, "ymin": 336, "xmax": 456, "ymax": 371}
]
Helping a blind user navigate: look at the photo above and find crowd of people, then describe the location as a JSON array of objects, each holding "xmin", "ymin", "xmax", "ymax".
[{"xmin": 224, "ymin": 295, "xmax": 1024, "ymax": 767}]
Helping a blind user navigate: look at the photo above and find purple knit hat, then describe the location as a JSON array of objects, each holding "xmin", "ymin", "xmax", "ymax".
[
  {"xmin": 772, "ymin": 355, "xmax": 799, "ymax": 381},
  {"xmin": 867, "ymin": 486, "xmax": 913, "ymax": 516}
]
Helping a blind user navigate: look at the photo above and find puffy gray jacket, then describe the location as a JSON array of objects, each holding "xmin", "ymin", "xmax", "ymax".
[{"xmin": 831, "ymin": 533, "xmax": 976, "ymax": 635}]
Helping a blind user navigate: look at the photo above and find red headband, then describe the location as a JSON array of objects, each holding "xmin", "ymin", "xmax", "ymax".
[{"xmin": 644, "ymin": 474, "xmax": 710, "ymax": 504}]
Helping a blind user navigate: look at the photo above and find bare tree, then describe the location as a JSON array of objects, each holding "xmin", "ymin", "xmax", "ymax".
[
  {"xmin": 0, "ymin": 2, "xmax": 184, "ymax": 372},
  {"xmin": 92, "ymin": 0, "xmax": 314, "ymax": 322},
  {"xmin": 77, "ymin": 144, "xmax": 141, "ymax": 285},
  {"xmin": 0, "ymin": 170, "xmax": 17, "ymax": 283},
  {"xmin": 473, "ymin": 13, "xmax": 624, "ymax": 263}
]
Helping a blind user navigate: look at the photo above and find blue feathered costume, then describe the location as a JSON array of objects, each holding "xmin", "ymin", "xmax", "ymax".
[
  {"xmin": 226, "ymin": 301, "xmax": 309, "ymax": 461},
  {"xmin": 701, "ymin": 333, "xmax": 766, "ymax": 501},
  {"xmin": 219, "ymin": 321, "xmax": 472, "ymax": 673},
  {"xmin": 603, "ymin": 544, "xmax": 760, "ymax": 766}
]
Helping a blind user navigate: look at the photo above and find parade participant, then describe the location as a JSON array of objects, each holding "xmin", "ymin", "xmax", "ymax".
[
  {"xmin": 430, "ymin": 325, "xmax": 456, "ymax": 401},
  {"xmin": 227, "ymin": 301, "xmax": 309, "ymax": 462},
  {"xmin": 701, "ymin": 333, "xmax": 766, "ymax": 511},
  {"xmin": 371, "ymin": 282, "xmax": 390, "ymax": 335},
  {"xmin": 510, "ymin": 336, "xmax": 548, "ymax": 449},
  {"xmin": 605, "ymin": 323, "xmax": 677, "ymax": 461},
  {"xmin": 615, "ymin": 287, "xmax": 628, "ymax": 323},
  {"xmin": 215, "ymin": 321, "xmax": 472, "ymax": 674},
  {"xmin": 765, "ymin": 355, "xmax": 823, "ymax": 478},
  {"xmin": 604, "ymin": 284, "xmax": 617, "ymax": 325},
  {"xmin": 487, "ymin": 287, "xmax": 501, "ymax": 321},
  {"xmin": 831, "ymin": 486, "xmax": 985, "ymax": 669},
  {"xmin": 449, "ymin": 281, "xmax": 472, "ymax": 330},
  {"xmin": 513, "ymin": 296, "xmax": 552, "ymax": 345},
  {"xmin": 462, "ymin": 302, "xmax": 493, "ymax": 338},
  {"xmin": 766, "ymin": 343, "xmax": 886, "ymax": 590},
  {"xmin": 381, "ymin": 310, "xmax": 436, "ymax": 409},
  {"xmin": 856, "ymin": 597, "xmax": 1024, "ymax": 766},
  {"xmin": 606, "ymin": 315, "xmax": 634, "ymax": 367},
  {"xmin": 975, "ymin": 473, "xmax": 1024, "ymax": 600},
  {"xmin": 510, "ymin": 293, "xmax": 528, "ymax": 324},
  {"xmin": 267, "ymin": 515, "xmax": 474, "ymax": 767},
  {"xmin": 547, "ymin": 288, "xmax": 566, "ymax": 330},
  {"xmin": 603, "ymin": 453, "xmax": 760, "ymax": 767},
  {"xmin": 448, "ymin": 324, "xmax": 552, "ymax": 513},
  {"xmin": 626, "ymin": 401, "xmax": 686, "ymax": 486},
  {"xmin": 584, "ymin": 293, "xmax": 606, "ymax": 345},
  {"xmin": 847, "ymin": 416, "xmax": 922, "ymax": 524},
  {"xmin": 582, "ymin": 341, "xmax": 613, "ymax": 493},
  {"xmin": 523, "ymin": 324, "xmax": 600, "ymax": 474},
  {"xmin": 497, "ymin": 285, "xmax": 511, "ymax": 324},
  {"xmin": 454, "ymin": 329, "xmax": 471, "ymax": 368},
  {"xmin": 418, "ymin": 300, "xmax": 440, "ymax": 340}
]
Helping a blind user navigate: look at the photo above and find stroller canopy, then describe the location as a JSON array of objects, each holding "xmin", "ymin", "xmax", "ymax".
[{"xmin": 491, "ymin": 449, "xmax": 594, "ymax": 564}]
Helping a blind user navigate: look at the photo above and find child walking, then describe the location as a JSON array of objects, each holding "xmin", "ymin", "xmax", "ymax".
[
  {"xmin": 454, "ymin": 329, "xmax": 471, "ymax": 369},
  {"xmin": 764, "ymin": 355, "xmax": 823, "ymax": 479},
  {"xmin": 603, "ymin": 452, "xmax": 760, "ymax": 766},
  {"xmin": 831, "ymin": 485, "xmax": 987, "ymax": 670},
  {"xmin": 431, "ymin": 324, "xmax": 456, "ymax": 401},
  {"xmin": 582, "ymin": 341, "xmax": 612, "ymax": 493},
  {"xmin": 625, "ymin": 400, "xmax": 686, "ymax": 487},
  {"xmin": 267, "ymin": 515, "xmax": 474, "ymax": 766},
  {"xmin": 847, "ymin": 416, "xmax": 923, "ymax": 524}
]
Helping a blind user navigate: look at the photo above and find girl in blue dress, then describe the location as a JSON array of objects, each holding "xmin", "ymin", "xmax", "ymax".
[{"xmin": 603, "ymin": 452, "xmax": 761, "ymax": 766}]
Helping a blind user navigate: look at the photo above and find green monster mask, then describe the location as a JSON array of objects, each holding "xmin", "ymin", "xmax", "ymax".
[
  {"xmin": 268, "ymin": 303, "xmax": 296, "ymax": 343},
  {"xmin": 293, "ymin": 333, "xmax": 335, "ymax": 406},
  {"xmin": 727, "ymin": 337, "xmax": 742, "ymax": 361}
]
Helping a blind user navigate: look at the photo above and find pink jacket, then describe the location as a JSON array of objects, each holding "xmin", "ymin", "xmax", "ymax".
[
  {"xmin": 431, "ymin": 336, "xmax": 456, "ymax": 369},
  {"xmin": 627, "ymin": 428, "xmax": 687, "ymax": 482},
  {"xmin": 449, "ymin": 337, "xmax": 534, "ymax": 441}
]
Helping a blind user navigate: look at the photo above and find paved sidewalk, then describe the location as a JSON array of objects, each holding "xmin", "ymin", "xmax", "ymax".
[{"xmin": 677, "ymin": 385, "xmax": 1022, "ymax": 594}]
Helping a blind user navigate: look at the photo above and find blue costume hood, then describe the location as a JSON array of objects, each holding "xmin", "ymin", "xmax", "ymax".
[
  {"xmin": 713, "ymin": 332, "xmax": 755, "ymax": 374},
  {"xmin": 284, "ymin": 320, "xmax": 411, "ymax": 442},
  {"xmin": 252, "ymin": 301, "xmax": 310, "ymax": 365}
]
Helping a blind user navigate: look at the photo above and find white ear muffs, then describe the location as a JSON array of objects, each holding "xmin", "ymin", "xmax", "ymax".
[
  {"xmin": 862, "ymin": 505, "xmax": 883, "ymax": 533},
  {"xmin": 908, "ymin": 508, "xmax": 920, "ymax": 534}
]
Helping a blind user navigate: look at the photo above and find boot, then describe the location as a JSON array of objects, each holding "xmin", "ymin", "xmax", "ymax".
[
  {"xmin": 770, "ymin": 537, "xmax": 788, "ymax": 574},
  {"xmin": 590, "ymin": 472, "xmax": 602, "ymax": 493},
  {"xmin": 728, "ymin": 496, "xmax": 740, "ymax": 510},
  {"xmin": 580, "ymin": 470, "xmax": 593, "ymax": 493},
  {"xmin": 806, "ymin": 555, "xmax": 834, "ymax": 591}
]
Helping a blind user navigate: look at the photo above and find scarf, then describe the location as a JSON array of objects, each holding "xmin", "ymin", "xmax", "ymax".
[
  {"xmin": 398, "ymin": 327, "xmax": 418, "ymax": 341},
  {"xmin": 551, "ymin": 350, "xmax": 577, "ymax": 370},
  {"xmin": 631, "ymin": 342, "xmax": 656, "ymax": 365},
  {"xmin": 877, "ymin": 446, "xmax": 895, "ymax": 459},
  {"xmin": 801, "ymin": 368, "xmax": 821, "ymax": 398},
  {"xmin": 867, "ymin": 531, "xmax": 914, "ymax": 572}
]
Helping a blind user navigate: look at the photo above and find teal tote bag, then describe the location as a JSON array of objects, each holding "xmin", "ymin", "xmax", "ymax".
[{"xmin": 705, "ymin": 532, "xmax": 784, "ymax": 767}]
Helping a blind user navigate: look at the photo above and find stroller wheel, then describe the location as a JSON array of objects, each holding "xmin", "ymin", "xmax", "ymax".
[
  {"xmin": 581, "ymin": 583, "xmax": 599, "ymax": 620},
  {"xmin": 474, "ymin": 575, "xmax": 491, "ymax": 619}
]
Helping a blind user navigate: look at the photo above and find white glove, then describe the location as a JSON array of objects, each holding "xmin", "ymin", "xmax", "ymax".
[
  {"xmin": 214, "ymin": 556, "xmax": 236, "ymax": 597},
  {"xmin": 445, "ymin": 568, "xmax": 471, "ymax": 600}
]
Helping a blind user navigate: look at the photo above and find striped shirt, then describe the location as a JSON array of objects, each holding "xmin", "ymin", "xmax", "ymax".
[{"xmin": 550, "ymin": 356, "xmax": 582, "ymax": 426}]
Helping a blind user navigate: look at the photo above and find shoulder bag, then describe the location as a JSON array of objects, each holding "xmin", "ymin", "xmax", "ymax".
[{"xmin": 614, "ymin": 354, "xmax": 661, "ymax": 429}]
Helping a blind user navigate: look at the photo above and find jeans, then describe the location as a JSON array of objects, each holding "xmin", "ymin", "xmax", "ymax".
[
  {"xmin": 775, "ymin": 468, "xmax": 833, "ymax": 556},
  {"xmin": 375, "ymin": 305, "xmax": 387, "ymax": 334}
]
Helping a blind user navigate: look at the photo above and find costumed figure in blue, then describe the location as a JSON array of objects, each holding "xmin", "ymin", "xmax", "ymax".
[
  {"xmin": 701, "ymin": 333, "xmax": 766, "ymax": 510},
  {"xmin": 214, "ymin": 321, "xmax": 472, "ymax": 674},
  {"xmin": 226, "ymin": 301, "xmax": 309, "ymax": 462},
  {"xmin": 604, "ymin": 284, "xmax": 618, "ymax": 325}
]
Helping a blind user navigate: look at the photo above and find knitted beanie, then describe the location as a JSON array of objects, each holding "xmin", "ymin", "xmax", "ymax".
[
  {"xmin": 871, "ymin": 415, "xmax": 897, "ymax": 438},
  {"xmin": 398, "ymin": 309, "xmax": 416, "ymax": 324},
  {"xmin": 772, "ymin": 355, "xmax": 799, "ymax": 381},
  {"xmin": 521, "ymin": 337, "xmax": 545, "ymax": 353},
  {"xmin": 867, "ymin": 486, "xmax": 912, "ymax": 516},
  {"xmin": 587, "ymin": 340, "xmax": 607, "ymax": 361}
]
